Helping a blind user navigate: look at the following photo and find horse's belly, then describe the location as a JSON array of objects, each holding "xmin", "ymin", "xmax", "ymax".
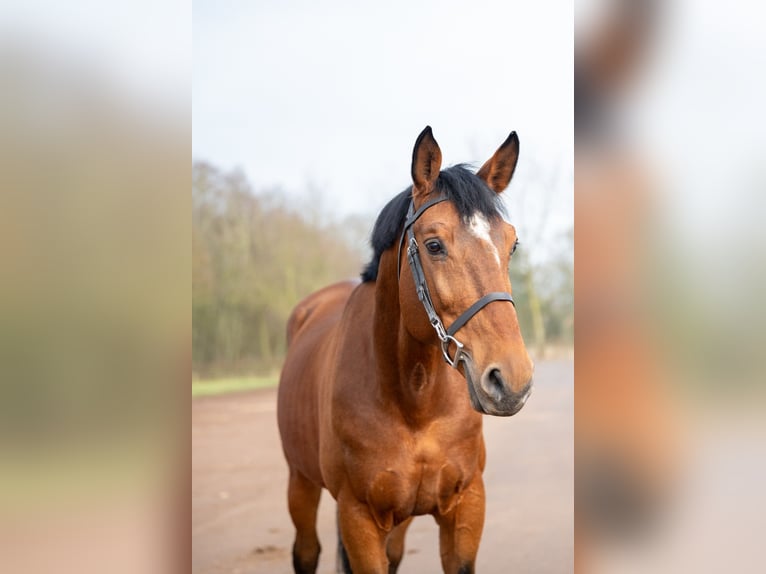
[{"xmin": 278, "ymin": 282, "xmax": 357, "ymax": 486}]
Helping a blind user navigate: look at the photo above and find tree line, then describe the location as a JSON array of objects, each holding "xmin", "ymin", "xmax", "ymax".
[{"xmin": 193, "ymin": 161, "xmax": 363, "ymax": 376}]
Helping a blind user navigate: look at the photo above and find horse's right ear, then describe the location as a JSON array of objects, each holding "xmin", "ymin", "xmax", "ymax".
[
  {"xmin": 477, "ymin": 131, "xmax": 519, "ymax": 194},
  {"xmin": 411, "ymin": 126, "xmax": 442, "ymax": 201}
]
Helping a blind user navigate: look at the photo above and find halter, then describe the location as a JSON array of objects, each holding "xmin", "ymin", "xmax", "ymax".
[{"xmin": 396, "ymin": 195, "xmax": 515, "ymax": 368}]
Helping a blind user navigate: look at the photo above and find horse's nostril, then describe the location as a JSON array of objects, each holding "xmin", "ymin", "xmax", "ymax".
[{"xmin": 487, "ymin": 368, "xmax": 505, "ymax": 390}]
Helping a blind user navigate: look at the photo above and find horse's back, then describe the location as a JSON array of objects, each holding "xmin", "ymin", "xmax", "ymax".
[
  {"xmin": 277, "ymin": 280, "xmax": 358, "ymax": 485},
  {"xmin": 285, "ymin": 280, "xmax": 358, "ymax": 346}
]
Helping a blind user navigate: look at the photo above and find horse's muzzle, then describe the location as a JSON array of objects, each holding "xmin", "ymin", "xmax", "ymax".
[{"xmin": 462, "ymin": 359, "xmax": 534, "ymax": 416}]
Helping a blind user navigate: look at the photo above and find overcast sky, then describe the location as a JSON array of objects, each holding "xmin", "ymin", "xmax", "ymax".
[{"xmin": 193, "ymin": 0, "xmax": 573, "ymax": 257}]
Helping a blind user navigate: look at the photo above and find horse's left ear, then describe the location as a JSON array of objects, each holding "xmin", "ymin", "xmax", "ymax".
[{"xmin": 477, "ymin": 131, "xmax": 520, "ymax": 194}]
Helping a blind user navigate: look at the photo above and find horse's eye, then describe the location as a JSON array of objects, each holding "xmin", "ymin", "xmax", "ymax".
[
  {"xmin": 425, "ymin": 240, "xmax": 443, "ymax": 255},
  {"xmin": 511, "ymin": 240, "xmax": 519, "ymax": 255}
]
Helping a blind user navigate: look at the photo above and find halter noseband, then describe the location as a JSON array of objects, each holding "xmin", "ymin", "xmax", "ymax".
[{"xmin": 396, "ymin": 196, "xmax": 515, "ymax": 368}]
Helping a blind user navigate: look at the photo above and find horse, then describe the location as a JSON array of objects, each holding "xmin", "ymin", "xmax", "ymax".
[{"xmin": 277, "ymin": 126, "xmax": 534, "ymax": 574}]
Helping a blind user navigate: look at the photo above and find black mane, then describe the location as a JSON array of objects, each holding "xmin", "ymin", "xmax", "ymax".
[{"xmin": 361, "ymin": 164, "xmax": 506, "ymax": 282}]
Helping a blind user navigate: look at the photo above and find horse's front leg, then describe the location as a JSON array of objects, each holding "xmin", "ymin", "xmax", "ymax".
[
  {"xmin": 337, "ymin": 487, "xmax": 390, "ymax": 574},
  {"xmin": 434, "ymin": 473, "xmax": 486, "ymax": 574}
]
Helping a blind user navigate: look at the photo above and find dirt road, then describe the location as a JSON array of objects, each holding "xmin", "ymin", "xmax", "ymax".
[{"xmin": 192, "ymin": 360, "xmax": 573, "ymax": 573}]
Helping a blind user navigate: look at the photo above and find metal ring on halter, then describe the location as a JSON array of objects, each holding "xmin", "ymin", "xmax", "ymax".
[
  {"xmin": 440, "ymin": 335, "xmax": 466, "ymax": 368},
  {"xmin": 432, "ymin": 319, "xmax": 466, "ymax": 367}
]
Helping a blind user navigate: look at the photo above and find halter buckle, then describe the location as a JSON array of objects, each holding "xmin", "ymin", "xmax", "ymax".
[{"xmin": 407, "ymin": 236, "xmax": 418, "ymax": 256}]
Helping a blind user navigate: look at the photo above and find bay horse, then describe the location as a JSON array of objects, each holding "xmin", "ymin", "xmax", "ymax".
[{"xmin": 277, "ymin": 126, "xmax": 534, "ymax": 574}]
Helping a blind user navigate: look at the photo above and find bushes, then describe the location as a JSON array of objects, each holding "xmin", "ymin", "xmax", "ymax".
[{"xmin": 192, "ymin": 162, "xmax": 364, "ymax": 376}]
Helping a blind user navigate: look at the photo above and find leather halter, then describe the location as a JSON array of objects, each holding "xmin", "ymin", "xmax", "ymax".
[{"xmin": 396, "ymin": 195, "xmax": 515, "ymax": 368}]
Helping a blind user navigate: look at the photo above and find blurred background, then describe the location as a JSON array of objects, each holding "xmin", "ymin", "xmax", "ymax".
[
  {"xmin": 2, "ymin": 0, "xmax": 764, "ymax": 572},
  {"xmin": 575, "ymin": 0, "xmax": 766, "ymax": 572},
  {"xmin": 0, "ymin": 1, "xmax": 189, "ymax": 574}
]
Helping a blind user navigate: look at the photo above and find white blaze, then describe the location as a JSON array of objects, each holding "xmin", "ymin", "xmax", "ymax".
[{"xmin": 468, "ymin": 213, "xmax": 500, "ymax": 266}]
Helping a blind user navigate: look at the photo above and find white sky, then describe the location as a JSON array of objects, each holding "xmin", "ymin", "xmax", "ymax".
[{"xmin": 193, "ymin": 0, "xmax": 573, "ymax": 257}]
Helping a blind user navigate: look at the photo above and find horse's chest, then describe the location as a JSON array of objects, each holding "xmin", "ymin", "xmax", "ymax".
[
  {"xmin": 360, "ymin": 444, "xmax": 473, "ymax": 526},
  {"xmin": 412, "ymin": 459, "xmax": 465, "ymax": 515}
]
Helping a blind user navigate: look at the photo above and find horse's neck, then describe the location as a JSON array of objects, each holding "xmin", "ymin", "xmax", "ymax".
[{"xmin": 372, "ymin": 255, "xmax": 450, "ymax": 420}]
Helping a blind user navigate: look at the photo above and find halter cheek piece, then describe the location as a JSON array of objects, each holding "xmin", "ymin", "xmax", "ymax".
[{"xmin": 396, "ymin": 196, "xmax": 515, "ymax": 368}]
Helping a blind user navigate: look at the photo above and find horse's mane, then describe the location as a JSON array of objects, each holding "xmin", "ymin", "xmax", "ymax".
[{"xmin": 361, "ymin": 164, "xmax": 506, "ymax": 282}]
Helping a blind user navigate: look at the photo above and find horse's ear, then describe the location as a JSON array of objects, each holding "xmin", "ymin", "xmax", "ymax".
[
  {"xmin": 477, "ymin": 131, "xmax": 519, "ymax": 194},
  {"xmin": 411, "ymin": 126, "xmax": 442, "ymax": 201}
]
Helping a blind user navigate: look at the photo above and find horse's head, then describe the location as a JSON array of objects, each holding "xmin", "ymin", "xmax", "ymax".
[{"xmin": 398, "ymin": 127, "xmax": 534, "ymax": 416}]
